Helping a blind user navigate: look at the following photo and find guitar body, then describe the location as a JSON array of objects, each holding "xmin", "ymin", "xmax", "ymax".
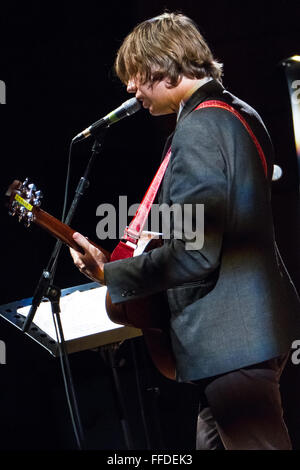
[
  {"xmin": 6, "ymin": 179, "xmax": 176, "ymax": 380},
  {"xmin": 105, "ymin": 289, "xmax": 176, "ymax": 380}
]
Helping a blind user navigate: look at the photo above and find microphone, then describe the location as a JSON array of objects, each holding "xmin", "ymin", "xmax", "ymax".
[{"xmin": 72, "ymin": 98, "xmax": 141, "ymax": 143}]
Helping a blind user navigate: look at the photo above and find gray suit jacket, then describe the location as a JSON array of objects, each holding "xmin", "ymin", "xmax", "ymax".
[{"xmin": 104, "ymin": 80, "xmax": 300, "ymax": 381}]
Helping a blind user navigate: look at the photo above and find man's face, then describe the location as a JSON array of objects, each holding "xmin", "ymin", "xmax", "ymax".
[{"xmin": 127, "ymin": 77, "xmax": 177, "ymax": 116}]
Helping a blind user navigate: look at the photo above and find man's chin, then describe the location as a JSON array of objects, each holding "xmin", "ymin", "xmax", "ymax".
[{"xmin": 149, "ymin": 107, "xmax": 171, "ymax": 116}]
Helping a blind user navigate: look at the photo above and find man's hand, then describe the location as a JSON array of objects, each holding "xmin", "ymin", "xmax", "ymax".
[{"xmin": 69, "ymin": 232, "xmax": 108, "ymax": 284}]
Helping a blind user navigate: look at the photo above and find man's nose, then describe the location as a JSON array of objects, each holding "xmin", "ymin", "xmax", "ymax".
[{"xmin": 127, "ymin": 79, "xmax": 137, "ymax": 93}]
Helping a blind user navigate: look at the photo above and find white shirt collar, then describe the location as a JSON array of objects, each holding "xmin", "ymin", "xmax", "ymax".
[{"xmin": 177, "ymin": 77, "xmax": 213, "ymax": 120}]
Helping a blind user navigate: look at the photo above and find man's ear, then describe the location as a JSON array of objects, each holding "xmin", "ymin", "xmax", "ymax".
[{"xmin": 164, "ymin": 75, "xmax": 181, "ymax": 89}]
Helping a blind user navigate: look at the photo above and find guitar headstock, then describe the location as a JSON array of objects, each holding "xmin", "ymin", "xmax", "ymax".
[{"xmin": 6, "ymin": 178, "xmax": 43, "ymax": 227}]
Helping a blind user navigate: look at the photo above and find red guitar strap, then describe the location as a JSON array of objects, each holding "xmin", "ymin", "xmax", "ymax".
[
  {"xmin": 110, "ymin": 99, "xmax": 267, "ymax": 262},
  {"xmin": 110, "ymin": 148, "xmax": 171, "ymax": 261},
  {"xmin": 195, "ymin": 100, "xmax": 268, "ymax": 178}
]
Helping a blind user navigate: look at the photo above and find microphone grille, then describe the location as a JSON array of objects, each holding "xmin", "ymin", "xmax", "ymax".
[{"xmin": 123, "ymin": 97, "xmax": 142, "ymax": 115}]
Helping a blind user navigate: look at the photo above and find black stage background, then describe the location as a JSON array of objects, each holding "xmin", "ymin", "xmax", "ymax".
[{"xmin": 0, "ymin": 0, "xmax": 300, "ymax": 451}]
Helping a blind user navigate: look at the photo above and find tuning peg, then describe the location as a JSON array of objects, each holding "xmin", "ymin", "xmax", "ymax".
[
  {"xmin": 8, "ymin": 200, "xmax": 18, "ymax": 216},
  {"xmin": 26, "ymin": 182, "xmax": 36, "ymax": 198},
  {"xmin": 32, "ymin": 198, "xmax": 41, "ymax": 207},
  {"xmin": 24, "ymin": 212, "xmax": 34, "ymax": 227},
  {"xmin": 32, "ymin": 189, "xmax": 43, "ymax": 206},
  {"xmin": 21, "ymin": 177, "xmax": 29, "ymax": 189},
  {"xmin": 17, "ymin": 206, "xmax": 27, "ymax": 222}
]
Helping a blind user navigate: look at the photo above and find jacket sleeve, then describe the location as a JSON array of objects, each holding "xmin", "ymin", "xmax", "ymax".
[{"xmin": 104, "ymin": 110, "xmax": 228, "ymax": 303}]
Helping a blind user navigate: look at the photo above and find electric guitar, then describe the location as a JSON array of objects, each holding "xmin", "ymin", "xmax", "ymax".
[{"xmin": 5, "ymin": 179, "xmax": 176, "ymax": 380}]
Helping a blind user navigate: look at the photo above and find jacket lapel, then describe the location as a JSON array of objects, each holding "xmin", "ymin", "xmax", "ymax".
[{"xmin": 158, "ymin": 80, "xmax": 225, "ymax": 204}]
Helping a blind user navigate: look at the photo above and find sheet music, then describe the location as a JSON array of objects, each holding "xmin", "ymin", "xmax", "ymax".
[{"xmin": 17, "ymin": 286, "xmax": 122, "ymax": 341}]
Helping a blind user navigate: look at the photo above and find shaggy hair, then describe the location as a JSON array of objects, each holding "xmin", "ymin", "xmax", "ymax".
[{"xmin": 115, "ymin": 12, "xmax": 223, "ymax": 87}]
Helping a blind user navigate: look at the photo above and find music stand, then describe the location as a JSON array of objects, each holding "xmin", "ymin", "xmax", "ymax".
[
  {"xmin": 0, "ymin": 281, "xmax": 142, "ymax": 355},
  {"xmin": 0, "ymin": 281, "xmax": 142, "ymax": 449}
]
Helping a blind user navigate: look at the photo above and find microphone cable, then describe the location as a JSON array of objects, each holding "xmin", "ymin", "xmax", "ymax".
[{"xmin": 49, "ymin": 140, "xmax": 86, "ymax": 450}]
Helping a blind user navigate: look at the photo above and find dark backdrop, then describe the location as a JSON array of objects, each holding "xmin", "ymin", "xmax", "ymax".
[{"xmin": 0, "ymin": 0, "xmax": 300, "ymax": 451}]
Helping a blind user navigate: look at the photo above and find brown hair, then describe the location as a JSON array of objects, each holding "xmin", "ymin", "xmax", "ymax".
[{"xmin": 115, "ymin": 12, "xmax": 223, "ymax": 87}]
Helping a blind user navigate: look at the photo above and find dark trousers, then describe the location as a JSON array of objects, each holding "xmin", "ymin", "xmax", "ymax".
[{"xmin": 195, "ymin": 353, "xmax": 291, "ymax": 450}]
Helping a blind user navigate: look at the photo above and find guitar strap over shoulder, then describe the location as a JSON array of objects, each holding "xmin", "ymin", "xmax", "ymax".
[
  {"xmin": 110, "ymin": 148, "xmax": 171, "ymax": 261},
  {"xmin": 195, "ymin": 100, "xmax": 268, "ymax": 178},
  {"xmin": 110, "ymin": 99, "xmax": 268, "ymax": 262}
]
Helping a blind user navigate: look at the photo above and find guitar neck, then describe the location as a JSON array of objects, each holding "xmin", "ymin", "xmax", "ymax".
[{"xmin": 33, "ymin": 206, "xmax": 111, "ymax": 259}]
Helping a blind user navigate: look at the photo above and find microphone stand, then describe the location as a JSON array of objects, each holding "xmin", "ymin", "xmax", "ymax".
[{"xmin": 21, "ymin": 130, "xmax": 107, "ymax": 450}]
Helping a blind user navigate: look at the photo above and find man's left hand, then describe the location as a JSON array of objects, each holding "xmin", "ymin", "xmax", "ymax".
[{"xmin": 69, "ymin": 232, "xmax": 108, "ymax": 284}]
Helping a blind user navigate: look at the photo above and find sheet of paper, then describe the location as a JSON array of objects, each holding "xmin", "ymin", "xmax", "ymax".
[{"xmin": 17, "ymin": 286, "xmax": 122, "ymax": 341}]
